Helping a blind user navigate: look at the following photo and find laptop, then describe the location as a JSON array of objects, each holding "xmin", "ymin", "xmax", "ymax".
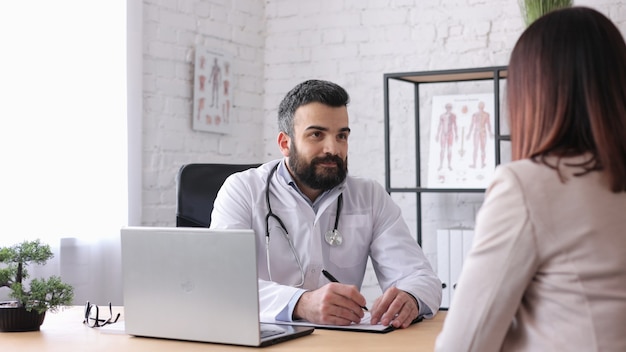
[{"xmin": 120, "ymin": 226, "xmax": 314, "ymax": 347}]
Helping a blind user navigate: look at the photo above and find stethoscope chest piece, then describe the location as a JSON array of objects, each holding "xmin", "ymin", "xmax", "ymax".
[{"xmin": 325, "ymin": 229, "xmax": 343, "ymax": 246}]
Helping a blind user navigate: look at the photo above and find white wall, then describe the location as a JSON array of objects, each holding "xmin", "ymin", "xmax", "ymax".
[
  {"xmin": 140, "ymin": 0, "xmax": 626, "ymax": 303},
  {"xmin": 142, "ymin": 0, "xmax": 266, "ymax": 225}
]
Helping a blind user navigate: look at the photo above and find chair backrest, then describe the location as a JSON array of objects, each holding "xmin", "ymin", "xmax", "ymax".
[{"xmin": 176, "ymin": 163, "xmax": 261, "ymax": 227}]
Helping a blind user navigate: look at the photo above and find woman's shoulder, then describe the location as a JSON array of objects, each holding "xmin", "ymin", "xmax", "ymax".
[
  {"xmin": 497, "ymin": 158, "xmax": 544, "ymax": 174},
  {"xmin": 496, "ymin": 155, "xmax": 595, "ymax": 182},
  {"xmin": 493, "ymin": 155, "xmax": 603, "ymax": 197}
]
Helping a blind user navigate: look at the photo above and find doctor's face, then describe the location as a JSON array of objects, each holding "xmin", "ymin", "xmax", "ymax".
[{"xmin": 286, "ymin": 102, "xmax": 350, "ymax": 191}]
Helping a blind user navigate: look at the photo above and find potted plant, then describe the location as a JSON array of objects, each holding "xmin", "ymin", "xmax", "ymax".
[
  {"xmin": 0, "ymin": 239, "xmax": 74, "ymax": 332},
  {"xmin": 518, "ymin": 0, "xmax": 572, "ymax": 26}
]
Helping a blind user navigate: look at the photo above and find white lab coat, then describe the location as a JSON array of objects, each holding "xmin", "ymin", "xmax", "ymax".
[{"xmin": 210, "ymin": 160, "xmax": 441, "ymax": 322}]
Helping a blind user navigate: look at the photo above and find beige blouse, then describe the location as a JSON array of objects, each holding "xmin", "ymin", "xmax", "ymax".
[{"xmin": 435, "ymin": 156, "xmax": 626, "ymax": 351}]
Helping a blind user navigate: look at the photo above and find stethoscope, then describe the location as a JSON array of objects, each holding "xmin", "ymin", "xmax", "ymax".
[{"xmin": 264, "ymin": 162, "xmax": 343, "ymax": 287}]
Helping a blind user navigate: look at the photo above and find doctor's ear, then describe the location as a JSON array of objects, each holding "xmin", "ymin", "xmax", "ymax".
[{"xmin": 277, "ymin": 131, "xmax": 291, "ymax": 157}]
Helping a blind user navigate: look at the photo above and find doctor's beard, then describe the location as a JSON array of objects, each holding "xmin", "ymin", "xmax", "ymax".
[{"xmin": 288, "ymin": 143, "xmax": 348, "ymax": 191}]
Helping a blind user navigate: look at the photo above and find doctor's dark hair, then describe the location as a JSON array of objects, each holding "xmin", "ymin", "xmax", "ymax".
[
  {"xmin": 507, "ymin": 6, "xmax": 626, "ymax": 192},
  {"xmin": 278, "ymin": 80, "xmax": 350, "ymax": 137}
]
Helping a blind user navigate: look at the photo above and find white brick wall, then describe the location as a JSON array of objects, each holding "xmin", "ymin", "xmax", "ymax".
[
  {"xmin": 142, "ymin": 0, "xmax": 266, "ymax": 225},
  {"xmin": 142, "ymin": 0, "xmax": 626, "ymax": 305}
]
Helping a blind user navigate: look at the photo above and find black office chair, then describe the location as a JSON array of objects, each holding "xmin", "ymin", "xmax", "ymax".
[{"xmin": 176, "ymin": 163, "xmax": 261, "ymax": 227}]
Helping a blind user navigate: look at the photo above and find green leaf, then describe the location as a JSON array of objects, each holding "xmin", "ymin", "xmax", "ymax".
[{"xmin": 519, "ymin": 0, "xmax": 573, "ymax": 26}]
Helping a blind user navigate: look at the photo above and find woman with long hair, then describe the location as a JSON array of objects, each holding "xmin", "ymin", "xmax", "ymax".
[{"xmin": 435, "ymin": 7, "xmax": 626, "ymax": 351}]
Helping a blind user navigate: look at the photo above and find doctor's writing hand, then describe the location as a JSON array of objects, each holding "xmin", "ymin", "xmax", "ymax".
[
  {"xmin": 370, "ymin": 286, "xmax": 419, "ymax": 329},
  {"xmin": 293, "ymin": 283, "xmax": 366, "ymax": 326}
]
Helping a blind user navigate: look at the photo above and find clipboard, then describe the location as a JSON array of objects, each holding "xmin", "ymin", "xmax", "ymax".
[{"xmin": 263, "ymin": 313, "xmax": 424, "ymax": 334}]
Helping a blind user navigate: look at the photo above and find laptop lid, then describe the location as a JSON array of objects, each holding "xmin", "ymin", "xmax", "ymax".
[{"xmin": 120, "ymin": 226, "xmax": 313, "ymax": 347}]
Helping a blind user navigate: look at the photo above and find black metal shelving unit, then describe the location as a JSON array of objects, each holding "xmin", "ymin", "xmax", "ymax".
[{"xmin": 383, "ymin": 66, "xmax": 509, "ymax": 245}]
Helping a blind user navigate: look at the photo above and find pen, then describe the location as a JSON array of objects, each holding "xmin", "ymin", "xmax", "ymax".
[{"xmin": 322, "ymin": 269, "xmax": 369, "ymax": 311}]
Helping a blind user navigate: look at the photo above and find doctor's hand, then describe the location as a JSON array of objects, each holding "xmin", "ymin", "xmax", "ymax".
[
  {"xmin": 293, "ymin": 283, "xmax": 367, "ymax": 326},
  {"xmin": 370, "ymin": 287, "xmax": 419, "ymax": 329}
]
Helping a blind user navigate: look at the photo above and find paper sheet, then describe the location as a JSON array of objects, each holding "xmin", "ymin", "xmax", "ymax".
[{"xmin": 262, "ymin": 312, "xmax": 395, "ymax": 333}]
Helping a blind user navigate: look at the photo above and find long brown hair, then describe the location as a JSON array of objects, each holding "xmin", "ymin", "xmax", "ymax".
[{"xmin": 507, "ymin": 7, "xmax": 626, "ymax": 192}]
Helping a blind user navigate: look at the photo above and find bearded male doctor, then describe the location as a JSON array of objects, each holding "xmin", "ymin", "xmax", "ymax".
[{"xmin": 210, "ymin": 80, "xmax": 441, "ymax": 328}]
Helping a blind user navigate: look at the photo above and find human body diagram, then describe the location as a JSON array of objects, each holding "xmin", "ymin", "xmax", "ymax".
[
  {"xmin": 434, "ymin": 103, "xmax": 458, "ymax": 171},
  {"xmin": 193, "ymin": 50, "xmax": 231, "ymax": 133},
  {"xmin": 467, "ymin": 101, "xmax": 494, "ymax": 169},
  {"xmin": 428, "ymin": 96, "xmax": 496, "ymax": 188}
]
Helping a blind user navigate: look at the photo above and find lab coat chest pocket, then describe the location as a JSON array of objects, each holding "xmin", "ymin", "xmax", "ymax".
[{"xmin": 328, "ymin": 214, "xmax": 371, "ymax": 268}]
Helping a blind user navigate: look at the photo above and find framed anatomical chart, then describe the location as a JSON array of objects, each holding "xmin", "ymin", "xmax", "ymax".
[
  {"xmin": 427, "ymin": 93, "xmax": 496, "ymax": 189},
  {"xmin": 192, "ymin": 47, "xmax": 232, "ymax": 134}
]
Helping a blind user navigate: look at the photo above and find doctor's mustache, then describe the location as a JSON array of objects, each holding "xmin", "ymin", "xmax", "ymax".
[{"xmin": 311, "ymin": 154, "xmax": 348, "ymax": 170}]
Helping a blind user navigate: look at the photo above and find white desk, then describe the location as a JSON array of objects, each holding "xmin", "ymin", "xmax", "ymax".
[{"xmin": 1, "ymin": 306, "xmax": 446, "ymax": 351}]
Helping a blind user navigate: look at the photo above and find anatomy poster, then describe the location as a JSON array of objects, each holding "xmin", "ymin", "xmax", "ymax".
[
  {"xmin": 427, "ymin": 93, "xmax": 496, "ymax": 188},
  {"xmin": 193, "ymin": 48, "xmax": 232, "ymax": 134}
]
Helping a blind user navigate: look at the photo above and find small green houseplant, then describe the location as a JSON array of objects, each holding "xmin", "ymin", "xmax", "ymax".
[
  {"xmin": 518, "ymin": 0, "xmax": 572, "ymax": 26},
  {"xmin": 0, "ymin": 239, "xmax": 74, "ymax": 331}
]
